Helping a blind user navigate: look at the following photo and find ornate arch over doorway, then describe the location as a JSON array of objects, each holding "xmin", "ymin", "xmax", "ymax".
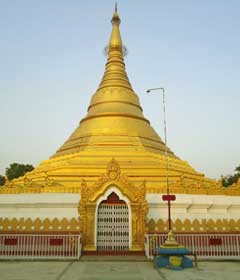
[
  {"xmin": 95, "ymin": 187, "xmax": 131, "ymax": 251},
  {"xmin": 79, "ymin": 159, "xmax": 148, "ymax": 252}
]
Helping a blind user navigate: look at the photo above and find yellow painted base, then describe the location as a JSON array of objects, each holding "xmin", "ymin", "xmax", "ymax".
[{"xmin": 147, "ymin": 218, "xmax": 240, "ymax": 233}]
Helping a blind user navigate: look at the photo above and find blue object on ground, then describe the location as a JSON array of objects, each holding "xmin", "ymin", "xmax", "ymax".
[
  {"xmin": 157, "ymin": 247, "xmax": 190, "ymax": 255},
  {"xmin": 182, "ymin": 256, "xmax": 193, "ymax": 268},
  {"xmin": 155, "ymin": 256, "xmax": 169, "ymax": 268},
  {"xmin": 155, "ymin": 247, "xmax": 193, "ymax": 270}
]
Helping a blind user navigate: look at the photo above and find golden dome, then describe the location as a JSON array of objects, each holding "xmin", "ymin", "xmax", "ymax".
[
  {"xmin": 1, "ymin": 5, "xmax": 230, "ymax": 198},
  {"xmin": 52, "ymin": 6, "xmax": 175, "ymax": 159}
]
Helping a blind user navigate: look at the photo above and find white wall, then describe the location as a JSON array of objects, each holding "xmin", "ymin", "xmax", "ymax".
[
  {"xmin": 1, "ymin": 192, "xmax": 240, "ymax": 223},
  {"xmin": 146, "ymin": 194, "xmax": 240, "ymax": 221},
  {"xmin": 0, "ymin": 193, "xmax": 80, "ymax": 220}
]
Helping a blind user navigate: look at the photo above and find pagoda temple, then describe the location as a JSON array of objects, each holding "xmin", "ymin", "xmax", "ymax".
[{"xmin": 0, "ymin": 6, "xmax": 240, "ymax": 254}]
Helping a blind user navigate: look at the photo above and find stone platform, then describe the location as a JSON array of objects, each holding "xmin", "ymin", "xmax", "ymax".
[{"xmin": 0, "ymin": 260, "xmax": 239, "ymax": 280}]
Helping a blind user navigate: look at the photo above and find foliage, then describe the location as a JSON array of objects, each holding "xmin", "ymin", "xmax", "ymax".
[
  {"xmin": 235, "ymin": 165, "xmax": 240, "ymax": 173},
  {"xmin": 0, "ymin": 175, "xmax": 5, "ymax": 186},
  {"xmin": 222, "ymin": 164, "xmax": 240, "ymax": 187},
  {"xmin": 6, "ymin": 163, "xmax": 34, "ymax": 181}
]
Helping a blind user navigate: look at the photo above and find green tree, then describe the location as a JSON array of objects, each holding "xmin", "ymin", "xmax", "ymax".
[
  {"xmin": 6, "ymin": 163, "xmax": 34, "ymax": 181},
  {"xmin": 0, "ymin": 175, "xmax": 5, "ymax": 186},
  {"xmin": 222, "ymin": 164, "xmax": 240, "ymax": 187},
  {"xmin": 235, "ymin": 165, "xmax": 240, "ymax": 173}
]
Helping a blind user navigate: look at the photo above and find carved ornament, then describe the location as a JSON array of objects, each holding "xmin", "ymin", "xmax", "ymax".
[{"xmin": 79, "ymin": 158, "xmax": 148, "ymax": 251}]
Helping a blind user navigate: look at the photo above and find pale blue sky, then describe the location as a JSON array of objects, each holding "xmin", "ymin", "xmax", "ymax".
[{"xmin": 0, "ymin": 0, "xmax": 239, "ymax": 179}]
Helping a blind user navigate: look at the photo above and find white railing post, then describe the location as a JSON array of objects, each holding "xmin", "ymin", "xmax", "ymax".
[
  {"xmin": 144, "ymin": 234, "xmax": 150, "ymax": 259},
  {"xmin": 77, "ymin": 235, "xmax": 81, "ymax": 259},
  {"xmin": 237, "ymin": 235, "xmax": 240, "ymax": 256}
]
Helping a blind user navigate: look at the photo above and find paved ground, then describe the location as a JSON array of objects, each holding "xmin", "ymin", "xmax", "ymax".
[
  {"xmin": 0, "ymin": 260, "xmax": 239, "ymax": 280},
  {"xmin": 158, "ymin": 261, "xmax": 240, "ymax": 280}
]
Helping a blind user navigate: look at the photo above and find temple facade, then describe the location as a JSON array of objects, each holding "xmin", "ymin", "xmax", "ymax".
[{"xmin": 0, "ymin": 6, "xmax": 240, "ymax": 253}]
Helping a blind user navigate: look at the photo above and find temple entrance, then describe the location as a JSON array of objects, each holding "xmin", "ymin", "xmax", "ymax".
[{"xmin": 97, "ymin": 192, "xmax": 129, "ymax": 251}]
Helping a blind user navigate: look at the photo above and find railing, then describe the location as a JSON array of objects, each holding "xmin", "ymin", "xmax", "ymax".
[
  {"xmin": 145, "ymin": 233, "xmax": 240, "ymax": 260},
  {"xmin": 0, "ymin": 233, "xmax": 82, "ymax": 260}
]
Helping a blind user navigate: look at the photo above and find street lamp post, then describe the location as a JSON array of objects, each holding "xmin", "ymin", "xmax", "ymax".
[{"xmin": 146, "ymin": 87, "xmax": 175, "ymax": 232}]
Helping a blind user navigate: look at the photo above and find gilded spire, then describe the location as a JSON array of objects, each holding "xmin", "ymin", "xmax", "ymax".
[
  {"xmin": 98, "ymin": 4, "xmax": 132, "ymax": 90},
  {"xmin": 111, "ymin": 2, "xmax": 121, "ymax": 25},
  {"xmin": 109, "ymin": 2, "xmax": 122, "ymax": 49}
]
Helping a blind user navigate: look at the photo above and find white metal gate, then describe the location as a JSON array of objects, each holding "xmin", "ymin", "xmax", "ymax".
[{"xmin": 97, "ymin": 202, "xmax": 129, "ymax": 251}]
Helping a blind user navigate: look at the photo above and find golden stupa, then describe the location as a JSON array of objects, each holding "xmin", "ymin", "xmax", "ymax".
[{"xmin": 1, "ymin": 5, "xmax": 239, "ymax": 252}]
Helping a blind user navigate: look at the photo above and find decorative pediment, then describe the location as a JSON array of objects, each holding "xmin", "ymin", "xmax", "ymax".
[{"xmin": 80, "ymin": 158, "xmax": 146, "ymax": 203}]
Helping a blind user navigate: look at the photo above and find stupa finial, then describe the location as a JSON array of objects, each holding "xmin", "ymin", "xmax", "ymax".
[
  {"xmin": 111, "ymin": 2, "xmax": 121, "ymax": 25},
  {"xmin": 97, "ymin": 3, "xmax": 129, "ymax": 89},
  {"xmin": 96, "ymin": 3, "xmax": 132, "ymax": 90},
  {"xmin": 108, "ymin": 3, "xmax": 122, "ymax": 52}
]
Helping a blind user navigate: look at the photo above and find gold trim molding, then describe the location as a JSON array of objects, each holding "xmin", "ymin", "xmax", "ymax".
[
  {"xmin": 1, "ymin": 172, "xmax": 239, "ymax": 196},
  {"xmin": 147, "ymin": 218, "xmax": 240, "ymax": 233},
  {"xmin": 0, "ymin": 217, "xmax": 80, "ymax": 232},
  {"xmin": 0, "ymin": 172, "xmax": 81, "ymax": 194},
  {"xmin": 146, "ymin": 176, "xmax": 240, "ymax": 196}
]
